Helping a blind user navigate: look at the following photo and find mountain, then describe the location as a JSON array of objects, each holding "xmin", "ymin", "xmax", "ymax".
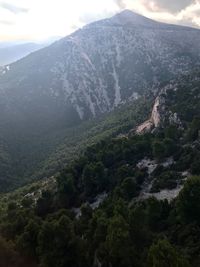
[
  {"xmin": 1, "ymin": 10, "xmax": 200, "ymax": 190},
  {"xmin": 1, "ymin": 11, "xmax": 200, "ymax": 267},
  {"xmin": 0, "ymin": 42, "xmax": 45, "ymax": 66},
  {"xmin": 1, "ymin": 10, "xmax": 200, "ymax": 120},
  {"xmin": 1, "ymin": 70, "xmax": 200, "ymax": 267}
]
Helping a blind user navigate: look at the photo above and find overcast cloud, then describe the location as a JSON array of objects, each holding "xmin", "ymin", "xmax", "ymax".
[
  {"xmin": 0, "ymin": 0, "xmax": 200, "ymax": 42},
  {"xmin": 0, "ymin": 2, "xmax": 28, "ymax": 14},
  {"xmin": 140, "ymin": 0, "xmax": 195, "ymax": 13}
]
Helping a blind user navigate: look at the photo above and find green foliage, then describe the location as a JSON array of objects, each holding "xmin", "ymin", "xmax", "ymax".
[
  {"xmin": 190, "ymin": 156, "xmax": 200, "ymax": 175},
  {"xmin": 151, "ymin": 171, "xmax": 181, "ymax": 193},
  {"xmin": 36, "ymin": 190, "xmax": 54, "ymax": 217},
  {"xmin": 177, "ymin": 176, "xmax": 200, "ymax": 224},
  {"xmin": 82, "ymin": 162, "xmax": 107, "ymax": 196},
  {"xmin": 0, "ymin": 98, "xmax": 151, "ymax": 192},
  {"xmin": 57, "ymin": 172, "xmax": 77, "ymax": 207},
  {"xmin": 2, "ymin": 72, "xmax": 200, "ymax": 267},
  {"xmin": 17, "ymin": 219, "xmax": 40, "ymax": 258},
  {"xmin": 148, "ymin": 239, "xmax": 190, "ymax": 267},
  {"xmin": 152, "ymin": 140, "xmax": 166, "ymax": 160},
  {"xmin": 173, "ymin": 146, "xmax": 196, "ymax": 172},
  {"xmin": 186, "ymin": 117, "xmax": 200, "ymax": 141},
  {"xmin": 145, "ymin": 198, "xmax": 170, "ymax": 231},
  {"xmin": 164, "ymin": 125, "xmax": 181, "ymax": 141},
  {"xmin": 100, "ymin": 215, "xmax": 135, "ymax": 267},
  {"xmin": 38, "ymin": 215, "xmax": 84, "ymax": 267},
  {"xmin": 0, "ymin": 173, "xmax": 199, "ymax": 267},
  {"xmin": 152, "ymin": 138, "xmax": 177, "ymax": 160},
  {"xmin": 120, "ymin": 177, "xmax": 139, "ymax": 200}
]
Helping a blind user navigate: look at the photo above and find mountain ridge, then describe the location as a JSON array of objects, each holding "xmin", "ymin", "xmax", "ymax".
[
  {"xmin": 85, "ymin": 9, "xmax": 199, "ymax": 31},
  {"xmin": 1, "ymin": 10, "xmax": 200, "ymax": 120}
]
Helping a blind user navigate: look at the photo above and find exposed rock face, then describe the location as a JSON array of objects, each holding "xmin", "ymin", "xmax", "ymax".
[
  {"xmin": 136, "ymin": 96, "xmax": 161, "ymax": 134},
  {"xmin": 136, "ymin": 157, "xmax": 189, "ymax": 202},
  {"xmin": 135, "ymin": 81, "xmax": 184, "ymax": 135},
  {"xmin": 151, "ymin": 97, "xmax": 161, "ymax": 127},
  {"xmin": 135, "ymin": 120, "xmax": 154, "ymax": 134}
]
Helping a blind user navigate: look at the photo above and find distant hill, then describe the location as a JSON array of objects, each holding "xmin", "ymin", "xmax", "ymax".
[
  {"xmin": 0, "ymin": 36, "xmax": 61, "ymax": 66},
  {"xmin": 0, "ymin": 42, "xmax": 45, "ymax": 66}
]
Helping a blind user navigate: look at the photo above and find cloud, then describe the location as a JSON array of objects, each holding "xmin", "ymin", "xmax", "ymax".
[
  {"xmin": 115, "ymin": 0, "xmax": 127, "ymax": 9},
  {"xmin": 113, "ymin": 0, "xmax": 200, "ymax": 28},
  {"xmin": 79, "ymin": 10, "xmax": 116, "ymax": 25},
  {"xmin": 77, "ymin": 0, "xmax": 119, "ymax": 25},
  {"xmin": 0, "ymin": 19, "xmax": 14, "ymax": 25},
  {"xmin": 0, "ymin": 0, "xmax": 200, "ymax": 43},
  {"xmin": 141, "ymin": 0, "xmax": 195, "ymax": 13},
  {"xmin": 0, "ymin": 2, "xmax": 28, "ymax": 14},
  {"xmin": 177, "ymin": 1, "xmax": 200, "ymax": 27}
]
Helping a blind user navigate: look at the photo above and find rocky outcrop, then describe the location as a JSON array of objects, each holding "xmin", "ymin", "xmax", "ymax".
[
  {"xmin": 135, "ymin": 82, "xmax": 183, "ymax": 135},
  {"xmin": 136, "ymin": 96, "xmax": 161, "ymax": 134}
]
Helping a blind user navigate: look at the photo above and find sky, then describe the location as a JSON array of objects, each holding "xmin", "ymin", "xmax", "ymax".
[{"xmin": 0, "ymin": 0, "xmax": 200, "ymax": 43}]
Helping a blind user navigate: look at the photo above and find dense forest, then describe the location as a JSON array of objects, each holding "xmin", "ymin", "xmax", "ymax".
[
  {"xmin": 0, "ymin": 97, "xmax": 151, "ymax": 192},
  {"xmin": 0, "ymin": 72, "xmax": 200, "ymax": 266}
]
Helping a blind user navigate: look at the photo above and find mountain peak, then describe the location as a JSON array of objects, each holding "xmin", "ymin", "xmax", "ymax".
[
  {"xmin": 117, "ymin": 9, "xmax": 143, "ymax": 18},
  {"xmin": 110, "ymin": 9, "xmax": 160, "ymax": 27},
  {"xmin": 85, "ymin": 9, "xmax": 159, "ymax": 29}
]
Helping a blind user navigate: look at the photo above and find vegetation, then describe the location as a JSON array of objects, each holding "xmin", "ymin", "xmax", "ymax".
[
  {"xmin": 0, "ymin": 107, "xmax": 200, "ymax": 266},
  {"xmin": 0, "ymin": 97, "xmax": 151, "ymax": 192},
  {"xmin": 1, "ymin": 175, "xmax": 200, "ymax": 266},
  {"xmin": 1, "ymin": 72, "xmax": 200, "ymax": 266}
]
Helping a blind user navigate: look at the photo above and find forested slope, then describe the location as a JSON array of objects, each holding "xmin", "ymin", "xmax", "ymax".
[
  {"xmin": 1, "ymin": 10, "xmax": 200, "ymax": 191},
  {"xmin": 0, "ymin": 97, "xmax": 151, "ymax": 192},
  {"xmin": 0, "ymin": 71, "xmax": 200, "ymax": 266}
]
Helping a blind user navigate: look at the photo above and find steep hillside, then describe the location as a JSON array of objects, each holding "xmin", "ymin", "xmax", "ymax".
[
  {"xmin": 1, "ymin": 10, "xmax": 200, "ymax": 190},
  {"xmin": 1, "ymin": 71, "xmax": 200, "ymax": 267},
  {"xmin": 1, "ymin": 10, "xmax": 200, "ymax": 121},
  {"xmin": 0, "ymin": 97, "xmax": 152, "ymax": 192}
]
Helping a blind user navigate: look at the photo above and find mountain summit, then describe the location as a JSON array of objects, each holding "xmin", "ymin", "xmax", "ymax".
[
  {"xmin": 87, "ymin": 9, "xmax": 161, "ymax": 28},
  {"xmin": 109, "ymin": 9, "xmax": 160, "ymax": 26}
]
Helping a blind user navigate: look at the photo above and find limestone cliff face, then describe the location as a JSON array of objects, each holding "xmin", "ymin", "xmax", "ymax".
[
  {"xmin": 151, "ymin": 97, "xmax": 161, "ymax": 128},
  {"xmin": 135, "ymin": 82, "xmax": 184, "ymax": 135},
  {"xmin": 136, "ymin": 96, "xmax": 161, "ymax": 134}
]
